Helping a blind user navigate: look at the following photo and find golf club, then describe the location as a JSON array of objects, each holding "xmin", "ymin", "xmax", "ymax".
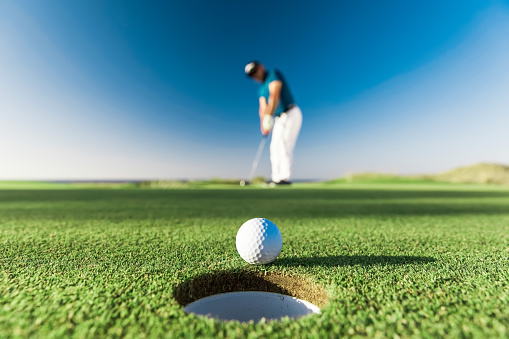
[{"xmin": 240, "ymin": 135, "xmax": 268, "ymax": 186}]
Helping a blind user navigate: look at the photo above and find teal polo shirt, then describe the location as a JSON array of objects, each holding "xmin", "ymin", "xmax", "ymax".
[{"xmin": 258, "ymin": 70, "xmax": 296, "ymax": 117}]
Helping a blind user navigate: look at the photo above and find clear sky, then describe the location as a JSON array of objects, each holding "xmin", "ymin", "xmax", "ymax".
[{"xmin": 1, "ymin": 0, "xmax": 508, "ymax": 180}]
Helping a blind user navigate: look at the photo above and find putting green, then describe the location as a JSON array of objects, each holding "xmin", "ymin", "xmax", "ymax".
[{"xmin": 0, "ymin": 186, "xmax": 508, "ymax": 337}]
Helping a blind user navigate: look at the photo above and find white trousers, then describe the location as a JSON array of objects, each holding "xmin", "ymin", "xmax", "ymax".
[{"xmin": 270, "ymin": 106, "xmax": 302, "ymax": 182}]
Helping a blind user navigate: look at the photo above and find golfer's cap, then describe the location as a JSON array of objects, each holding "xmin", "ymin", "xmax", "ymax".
[{"xmin": 245, "ymin": 61, "xmax": 260, "ymax": 77}]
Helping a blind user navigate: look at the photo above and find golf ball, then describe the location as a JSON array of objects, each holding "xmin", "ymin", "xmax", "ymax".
[{"xmin": 236, "ymin": 218, "xmax": 283, "ymax": 265}]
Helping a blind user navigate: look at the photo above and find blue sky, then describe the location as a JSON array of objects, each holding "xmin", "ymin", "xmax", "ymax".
[{"xmin": 1, "ymin": 1, "xmax": 508, "ymax": 180}]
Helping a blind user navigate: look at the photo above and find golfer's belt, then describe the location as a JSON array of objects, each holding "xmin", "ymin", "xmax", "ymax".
[{"xmin": 284, "ymin": 104, "xmax": 296, "ymax": 113}]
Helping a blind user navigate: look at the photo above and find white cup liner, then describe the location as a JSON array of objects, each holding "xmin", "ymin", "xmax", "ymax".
[{"xmin": 184, "ymin": 291, "xmax": 320, "ymax": 323}]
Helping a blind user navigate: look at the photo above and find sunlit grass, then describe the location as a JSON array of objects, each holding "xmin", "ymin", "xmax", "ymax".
[{"xmin": 0, "ymin": 187, "xmax": 508, "ymax": 338}]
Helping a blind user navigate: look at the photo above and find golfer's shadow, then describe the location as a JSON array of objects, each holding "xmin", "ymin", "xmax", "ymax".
[{"xmin": 273, "ymin": 255, "xmax": 435, "ymax": 267}]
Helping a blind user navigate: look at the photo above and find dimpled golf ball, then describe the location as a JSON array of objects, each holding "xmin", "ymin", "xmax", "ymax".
[{"xmin": 236, "ymin": 218, "xmax": 283, "ymax": 264}]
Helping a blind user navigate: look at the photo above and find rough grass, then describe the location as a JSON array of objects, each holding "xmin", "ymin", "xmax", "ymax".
[
  {"xmin": 326, "ymin": 162, "xmax": 509, "ymax": 186},
  {"xmin": 0, "ymin": 187, "xmax": 508, "ymax": 338},
  {"xmin": 434, "ymin": 162, "xmax": 509, "ymax": 185},
  {"xmin": 326, "ymin": 173, "xmax": 437, "ymax": 185}
]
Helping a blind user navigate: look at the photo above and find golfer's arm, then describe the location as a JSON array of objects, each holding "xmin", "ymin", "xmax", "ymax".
[
  {"xmin": 265, "ymin": 80, "xmax": 282, "ymax": 117},
  {"xmin": 259, "ymin": 97, "xmax": 267, "ymax": 121}
]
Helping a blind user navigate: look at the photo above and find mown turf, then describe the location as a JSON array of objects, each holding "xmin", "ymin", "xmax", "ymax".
[{"xmin": 0, "ymin": 187, "xmax": 508, "ymax": 338}]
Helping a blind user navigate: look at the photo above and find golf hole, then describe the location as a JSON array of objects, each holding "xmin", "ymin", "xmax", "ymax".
[{"xmin": 173, "ymin": 270, "xmax": 329, "ymax": 323}]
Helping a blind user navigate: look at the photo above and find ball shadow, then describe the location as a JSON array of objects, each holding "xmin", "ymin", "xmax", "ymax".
[{"xmin": 273, "ymin": 255, "xmax": 436, "ymax": 267}]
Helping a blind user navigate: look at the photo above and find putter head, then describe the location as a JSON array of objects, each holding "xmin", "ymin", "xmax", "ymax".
[{"xmin": 239, "ymin": 180, "xmax": 251, "ymax": 187}]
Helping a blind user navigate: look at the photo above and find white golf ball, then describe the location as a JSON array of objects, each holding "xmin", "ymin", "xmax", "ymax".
[{"xmin": 236, "ymin": 218, "xmax": 283, "ymax": 265}]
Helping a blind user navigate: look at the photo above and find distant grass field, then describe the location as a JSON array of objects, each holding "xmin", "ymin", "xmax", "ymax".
[{"xmin": 0, "ymin": 186, "xmax": 508, "ymax": 338}]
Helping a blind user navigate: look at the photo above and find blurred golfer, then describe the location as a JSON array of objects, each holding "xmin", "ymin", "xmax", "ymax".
[{"xmin": 245, "ymin": 61, "xmax": 302, "ymax": 185}]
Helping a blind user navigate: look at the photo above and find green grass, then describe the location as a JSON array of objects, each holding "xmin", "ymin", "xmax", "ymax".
[
  {"xmin": 0, "ymin": 186, "xmax": 508, "ymax": 338},
  {"xmin": 325, "ymin": 173, "xmax": 437, "ymax": 185},
  {"xmin": 0, "ymin": 181, "xmax": 137, "ymax": 190}
]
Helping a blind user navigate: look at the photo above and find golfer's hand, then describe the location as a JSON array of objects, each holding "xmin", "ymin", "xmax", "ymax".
[{"xmin": 261, "ymin": 115, "xmax": 274, "ymax": 135}]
